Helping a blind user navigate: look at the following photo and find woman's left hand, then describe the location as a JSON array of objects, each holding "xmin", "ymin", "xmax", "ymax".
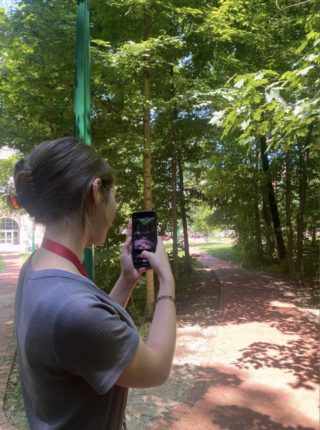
[{"xmin": 120, "ymin": 221, "xmax": 144, "ymax": 285}]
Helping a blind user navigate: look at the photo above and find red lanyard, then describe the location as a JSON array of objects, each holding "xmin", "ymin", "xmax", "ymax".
[{"xmin": 41, "ymin": 237, "xmax": 88, "ymax": 278}]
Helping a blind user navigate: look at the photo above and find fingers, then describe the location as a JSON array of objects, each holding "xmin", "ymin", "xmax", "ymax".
[
  {"xmin": 140, "ymin": 236, "xmax": 161, "ymax": 256},
  {"xmin": 140, "ymin": 249, "xmax": 150, "ymax": 259},
  {"xmin": 123, "ymin": 221, "xmax": 132, "ymax": 252},
  {"xmin": 126, "ymin": 220, "xmax": 132, "ymax": 235},
  {"xmin": 125, "ymin": 221, "xmax": 132, "ymax": 240}
]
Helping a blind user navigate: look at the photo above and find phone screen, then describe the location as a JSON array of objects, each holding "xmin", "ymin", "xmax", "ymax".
[{"xmin": 132, "ymin": 211, "xmax": 157, "ymax": 268}]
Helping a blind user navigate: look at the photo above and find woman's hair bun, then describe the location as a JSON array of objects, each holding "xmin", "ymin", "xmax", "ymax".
[
  {"xmin": 12, "ymin": 137, "xmax": 114, "ymax": 226},
  {"xmin": 14, "ymin": 158, "xmax": 39, "ymax": 217}
]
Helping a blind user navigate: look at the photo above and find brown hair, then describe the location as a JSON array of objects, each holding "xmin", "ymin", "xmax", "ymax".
[{"xmin": 14, "ymin": 137, "xmax": 114, "ymax": 227}]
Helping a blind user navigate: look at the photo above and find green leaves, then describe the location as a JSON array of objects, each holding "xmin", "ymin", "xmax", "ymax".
[
  {"xmin": 209, "ymin": 28, "xmax": 319, "ymax": 151},
  {"xmin": 1, "ymin": 0, "xmax": 318, "ymax": 278},
  {"xmin": 0, "ymin": 1, "xmax": 76, "ymax": 151}
]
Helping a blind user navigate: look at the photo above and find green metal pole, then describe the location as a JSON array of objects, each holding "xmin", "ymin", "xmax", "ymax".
[{"xmin": 74, "ymin": 0, "xmax": 94, "ymax": 279}]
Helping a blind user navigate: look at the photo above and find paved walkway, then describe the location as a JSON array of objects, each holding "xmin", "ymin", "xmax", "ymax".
[
  {"xmin": 0, "ymin": 252, "xmax": 22, "ymax": 430},
  {"xmin": 0, "ymin": 252, "xmax": 319, "ymax": 430},
  {"xmin": 151, "ymin": 253, "xmax": 319, "ymax": 430}
]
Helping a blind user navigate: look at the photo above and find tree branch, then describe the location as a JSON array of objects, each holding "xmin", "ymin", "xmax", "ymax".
[{"xmin": 275, "ymin": 0, "xmax": 316, "ymax": 10}]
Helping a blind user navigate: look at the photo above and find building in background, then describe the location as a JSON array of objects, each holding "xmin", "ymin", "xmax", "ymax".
[
  {"xmin": 0, "ymin": 146, "xmax": 44, "ymax": 252},
  {"xmin": 0, "ymin": 214, "xmax": 44, "ymax": 252}
]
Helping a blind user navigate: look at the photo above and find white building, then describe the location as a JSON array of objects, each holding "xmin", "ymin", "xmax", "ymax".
[
  {"xmin": 0, "ymin": 214, "xmax": 44, "ymax": 252},
  {"xmin": 0, "ymin": 146, "xmax": 44, "ymax": 252}
]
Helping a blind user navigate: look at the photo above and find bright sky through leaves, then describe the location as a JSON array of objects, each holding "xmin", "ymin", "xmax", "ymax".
[{"xmin": 0, "ymin": 0, "xmax": 16, "ymax": 12}]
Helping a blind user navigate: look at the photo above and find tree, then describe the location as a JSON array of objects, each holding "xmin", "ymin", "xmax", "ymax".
[
  {"xmin": 1, "ymin": 0, "xmax": 318, "ymax": 290},
  {"xmin": 0, "ymin": 1, "xmax": 76, "ymax": 151},
  {"xmin": 0, "ymin": 155, "xmax": 18, "ymax": 212},
  {"xmin": 207, "ymin": 5, "xmax": 319, "ymax": 275}
]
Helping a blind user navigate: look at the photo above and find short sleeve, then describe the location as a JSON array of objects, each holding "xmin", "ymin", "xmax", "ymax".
[{"xmin": 52, "ymin": 294, "xmax": 139, "ymax": 395}]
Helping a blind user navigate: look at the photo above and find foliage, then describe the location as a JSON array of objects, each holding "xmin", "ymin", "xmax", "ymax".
[
  {"xmin": 191, "ymin": 242, "xmax": 242, "ymax": 265},
  {"xmin": 206, "ymin": 5, "xmax": 319, "ymax": 278},
  {"xmin": 0, "ymin": 155, "xmax": 18, "ymax": 212},
  {"xmin": 0, "ymin": 1, "xmax": 76, "ymax": 152},
  {"xmin": 0, "ymin": 253, "xmax": 4, "ymax": 271},
  {"xmin": 3, "ymin": 357, "xmax": 28, "ymax": 429},
  {"xmin": 2, "ymin": 2, "xmax": 319, "ymax": 426},
  {"xmin": 190, "ymin": 203, "xmax": 213, "ymax": 236},
  {"xmin": 0, "ymin": 0, "xmax": 318, "ymax": 287}
]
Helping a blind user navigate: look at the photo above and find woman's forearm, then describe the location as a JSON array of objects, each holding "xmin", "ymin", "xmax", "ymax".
[
  {"xmin": 110, "ymin": 275, "xmax": 136, "ymax": 308},
  {"xmin": 145, "ymin": 274, "xmax": 176, "ymax": 381}
]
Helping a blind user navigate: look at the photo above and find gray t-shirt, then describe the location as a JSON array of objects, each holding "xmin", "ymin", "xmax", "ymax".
[{"xmin": 15, "ymin": 257, "xmax": 139, "ymax": 430}]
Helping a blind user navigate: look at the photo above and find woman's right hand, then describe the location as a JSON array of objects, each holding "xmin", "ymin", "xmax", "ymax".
[
  {"xmin": 117, "ymin": 235, "xmax": 176, "ymax": 390},
  {"xmin": 140, "ymin": 237, "xmax": 174, "ymax": 283}
]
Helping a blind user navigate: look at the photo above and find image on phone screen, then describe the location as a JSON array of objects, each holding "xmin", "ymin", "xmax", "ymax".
[{"xmin": 132, "ymin": 211, "xmax": 157, "ymax": 268}]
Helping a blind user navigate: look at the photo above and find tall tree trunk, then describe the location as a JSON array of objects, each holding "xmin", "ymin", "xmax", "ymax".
[
  {"xmin": 285, "ymin": 149, "xmax": 294, "ymax": 277},
  {"xmin": 143, "ymin": 7, "xmax": 154, "ymax": 314},
  {"xmin": 143, "ymin": 71, "xmax": 152, "ymax": 211},
  {"xmin": 260, "ymin": 136, "xmax": 286, "ymax": 260},
  {"xmin": 262, "ymin": 193, "xmax": 276, "ymax": 259},
  {"xmin": 178, "ymin": 153, "xmax": 191, "ymax": 275},
  {"xmin": 254, "ymin": 195, "xmax": 263, "ymax": 260},
  {"xmin": 171, "ymin": 112, "xmax": 179, "ymax": 280},
  {"xmin": 254, "ymin": 142, "xmax": 263, "ymax": 260},
  {"xmin": 170, "ymin": 66, "xmax": 179, "ymax": 279},
  {"xmin": 257, "ymin": 139, "xmax": 275, "ymax": 259},
  {"xmin": 296, "ymin": 134, "xmax": 310, "ymax": 276}
]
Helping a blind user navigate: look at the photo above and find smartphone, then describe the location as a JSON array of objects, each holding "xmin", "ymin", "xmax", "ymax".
[{"xmin": 132, "ymin": 211, "xmax": 157, "ymax": 269}]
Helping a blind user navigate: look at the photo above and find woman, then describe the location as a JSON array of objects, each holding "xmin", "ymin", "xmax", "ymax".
[{"xmin": 11, "ymin": 137, "xmax": 176, "ymax": 430}]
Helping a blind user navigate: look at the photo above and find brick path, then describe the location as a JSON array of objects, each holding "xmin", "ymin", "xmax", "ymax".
[
  {"xmin": 0, "ymin": 253, "xmax": 22, "ymax": 430},
  {"xmin": 0, "ymin": 251, "xmax": 319, "ymax": 430},
  {"xmin": 151, "ymin": 253, "xmax": 320, "ymax": 430}
]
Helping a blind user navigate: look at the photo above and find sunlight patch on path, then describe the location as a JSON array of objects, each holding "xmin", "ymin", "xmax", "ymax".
[{"xmin": 204, "ymin": 321, "xmax": 299, "ymax": 365}]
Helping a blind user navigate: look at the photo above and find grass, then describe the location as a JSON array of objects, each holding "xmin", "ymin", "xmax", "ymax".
[
  {"xmin": 19, "ymin": 253, "xmax": 31, "ymax": 262},
  {"xmin": 190, "ymin": 242, "xmax": 318, "ymax": 290},
  {"xmin": 190, "ymin": 242, "xmax": 287, "ymax": 276},
  {"xmin": 3, "ymin": 358, "xmax": 29, "ymax": 429},
  {"xmin": 190, "ymin": 242, "xmax": 242, "ymax": 265},
  {"xmin": 0, "ymin": 254, "xmax": 4, "ymax": 272},
  {"xmin": 166, "ymin": 240, "xmax": 243, "ymax": 268}
]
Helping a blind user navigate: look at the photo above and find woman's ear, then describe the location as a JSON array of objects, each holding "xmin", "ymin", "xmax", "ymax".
[{"xmin": 91, "ymin": 178, "xmax": 102, "ymax": 206}]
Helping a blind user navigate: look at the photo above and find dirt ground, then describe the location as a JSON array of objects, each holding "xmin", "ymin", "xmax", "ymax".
[
  {"xmin": 126, "ymin": 266, "xmax": 221, "ymax": 429},
  {"xmin": 3, "ymin": 252, "xmax": 318, "ymax": 430},
  {"xmin": 126, "ymin": 253, "xmax": 319, "ymax": 430},
  {"xmin": 3, "ymin": 263, "xmax": 220, "ymax": 430}
]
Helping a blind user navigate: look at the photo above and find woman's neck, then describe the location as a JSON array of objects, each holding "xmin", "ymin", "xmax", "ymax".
[
  {"xmin": 44, "ymin": 221, "xmax": 86, "ymax": 260},
  {"xmin": 31, "ymin": 220, "xmax": 88, "ymax": 274},
  {"xmin": 44, "ymin": 226, "xmax": 86, "ymax": 261}
]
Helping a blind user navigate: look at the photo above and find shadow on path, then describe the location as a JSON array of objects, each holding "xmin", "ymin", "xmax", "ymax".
[
  {"xmin": 149, "ymin": 253, "xmax": 319, "ymax": 430},
  {"xmin": 0, "ymin": 252, "xmax": 23, "ymax": 430},
  {"xmin": 1, "ymin": 252, "xmax": 319, "ymax": 430}
]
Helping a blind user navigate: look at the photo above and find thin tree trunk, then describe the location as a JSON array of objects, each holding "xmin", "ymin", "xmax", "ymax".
[
  {"xmin": 257, "ymin": 139, "xmax": 275, "ymax": 260},
  {"xmin": 254, "ymin": 196, "xmax": 263, "ymax": 260},
  {"xmin": 178, "ymin": 153, "xmax": 191, "ymax": 275},
  {"xmin": 143, "ymin": 7, "xmax": 154, "ymax": 314},
  {"xmin": 296, "ymin": 135, "xmax": 310, "ymax": 276},
  {"xmin": 171, "ymin": 119, "xmax": 179, "ymax": 279},
  {"xmin": 254, "ymin": 142, "xmax": 263, "ymax": 260},
  {"xmin": 285, "ymin": 149, "xmax": 294, "ymax": 277},
  {"xmin": 169, "ymin": 66, "xmax": 179, "ymax": 279},
  {"xmin": 143, "ymin": 71, "xmax": 152, "ymax": 211},
  {"xmin": 262, "ymin": 193, "xmax": 276, "ymax": 259},
  {"xmin": 260, "ymin": 136, "xmax": 286, "ymax": 260}
]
